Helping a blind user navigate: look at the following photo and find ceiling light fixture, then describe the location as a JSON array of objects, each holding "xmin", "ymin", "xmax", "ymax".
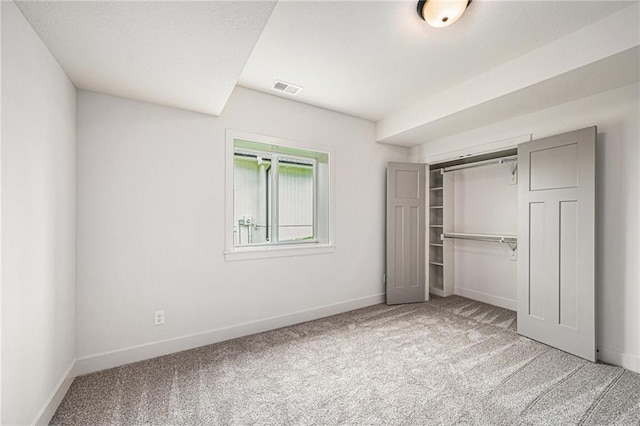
[{"xmin": 417, "ymin": 0, "xmax": 472, "ymax": 28}]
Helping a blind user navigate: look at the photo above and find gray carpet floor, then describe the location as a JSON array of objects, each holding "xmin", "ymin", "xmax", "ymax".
[{"xmin": 51, "ymin": 296, "xmax": 640, "ymax": 425}]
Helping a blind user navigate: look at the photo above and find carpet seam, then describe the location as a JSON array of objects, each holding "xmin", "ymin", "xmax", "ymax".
[
  {"xmin": 521, "ymin": 361, "xmax": 588, "ymax": 416},
  {"xmin": 448, "ymin": 328, "xmax": 509, "ymax": 357},
  {"xmin": 485, "ymin": 348, "xmax": 551, "ymax": 400},
  {"xmin": 578, "ymin": 368, "xmax": 626, "ymax": 425}
]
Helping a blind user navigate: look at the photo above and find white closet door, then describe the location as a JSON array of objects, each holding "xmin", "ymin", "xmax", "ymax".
[
  {"xmin": 386, "ymin": 162, "xmax": 426, "ymax": 305},
  {"xmin": 517, "ymin": 127, "xmax": 596, "ymax": 361}
]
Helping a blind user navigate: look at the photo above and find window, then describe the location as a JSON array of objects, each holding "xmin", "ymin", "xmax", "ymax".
[
  {"xmin": 225, "ymin": 131, "xmax": 334, "ymax": 260},
  {"xmin": 234, "ymin": 144, "xmax": 317, "ymax": 246}
]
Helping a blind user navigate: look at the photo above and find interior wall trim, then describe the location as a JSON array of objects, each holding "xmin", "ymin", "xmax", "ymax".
[
  {"xmin": 452, "ymin": 289, "xmax": 639, "ymax": 373},
  {"xmin": 453, "ymin": 286, "xmax": 517, "ymax": 311},
  {"xmin": 75, "ymin": 293, "xmax": 385, "ymax": 377},
  {"xmin": 33, "ymin": 294, "xmax": 640, "ymax": 423},
  {"xmin": 33, "ymin": 360, "xmax": 76, "ymax": 426},
  {"xmin": 598, "ymin": 345, "xmax": 640, "ymax": 374}
]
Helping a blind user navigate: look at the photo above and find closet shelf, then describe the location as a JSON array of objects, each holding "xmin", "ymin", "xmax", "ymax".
[
  {"xmin": 429, "ymin": 262, "xmax": 444, "ymax": 267},
  {"xmin": 429, "ymin": 225, "xmax": 444, "ymax": 228},
  {"xmin": 429, "ymin": 243, "xmax": 443, "ymax": 247},
  {"xmin": 430, "ymin": 206, "xmax": 443, "ymax": 209},
  {"xmin": 430, "ymin": 187, "xmax": 443, "ymax": 191}
]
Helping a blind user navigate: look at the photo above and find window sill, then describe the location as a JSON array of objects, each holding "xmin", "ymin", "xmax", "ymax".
[{"xmin": 224, "ymin": 244, "xmax": 336, "ymax": 261}]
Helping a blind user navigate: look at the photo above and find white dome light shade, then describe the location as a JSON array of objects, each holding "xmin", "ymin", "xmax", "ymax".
[{"xmin": 418, "ymin": 0, "xmax": 471, "ymax": 28}]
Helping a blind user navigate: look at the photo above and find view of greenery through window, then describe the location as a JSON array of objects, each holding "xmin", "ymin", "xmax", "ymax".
[{"xmin": 234, "ymin": 141, "xmax": 316, "ymax": 247}]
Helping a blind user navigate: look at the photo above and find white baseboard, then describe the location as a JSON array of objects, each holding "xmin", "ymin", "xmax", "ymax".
[
  {"xmin": 454, "ymin": 287, "xmax": 517, "ymax": 311},
  {"xmin": 451, "ymin": 290, "xmax": 640, "ymax": 373},
  {"xmin": 75, "ymin": 293, "xmax": 385, "ymax": 376},
  {"xmin": 598, "ymin": 345, "xmax": 640, "ymax": 374},
  {"xmin": 26, "ymin": 294, "xmax": 640, "ymax": 424},
  {"xmin": 33, "ymin": 360, "xmax": 76, "ymax": 426},
  {"xmin": 429, "ymin": 287, "xmax": 445, "ymax": 297}
]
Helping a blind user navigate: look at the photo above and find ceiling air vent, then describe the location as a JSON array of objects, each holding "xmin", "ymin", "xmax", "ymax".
[{"xmin": 272, "ymin": 80, "xmax": 302, "ymax": 96}]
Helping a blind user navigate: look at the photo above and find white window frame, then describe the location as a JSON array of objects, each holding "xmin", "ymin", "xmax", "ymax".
[{"xmin": 224, "ymin": 129, "xmax": 335, "ymax": 261}]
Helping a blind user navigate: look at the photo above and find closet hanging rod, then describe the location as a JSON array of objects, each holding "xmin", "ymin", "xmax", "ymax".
[
  {"xmin": 441, "ymin": 155, "xmax": 517, "ymax": 173},
  {"xmin": 442, "ymin": 232, "xmax": 517, "ymax": 244}
]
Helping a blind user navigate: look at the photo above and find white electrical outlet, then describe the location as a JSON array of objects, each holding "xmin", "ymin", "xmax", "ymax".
[{"xmin": 154, "ymin": 310, "xmax": 165, "ymax": 326}]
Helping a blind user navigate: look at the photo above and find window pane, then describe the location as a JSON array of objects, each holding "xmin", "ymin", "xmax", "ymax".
[
  {"xmin": 234, "ymin": 154, "xmax": 271, "ymax": 246},
  {"xmin": 278, "ymin": 160, "xmax": 314, "ymax": 242}
]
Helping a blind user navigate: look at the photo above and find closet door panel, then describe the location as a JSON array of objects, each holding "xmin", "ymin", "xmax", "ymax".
[
  {"xmin": 386, "ymin": 163, "xmax": 426, "ymax": 305},
  {"xmin": 529, "ymin": 143, "xmax": 578, "ymax": 190},
  {"xmin": 393, "ymin": 206, "xmax": 405, "ymax": 288},
  {"xmin": 518, "ymin": 127, "xmax": 596, "ymax": 362},
  {"xmin": 559, "ymin": 200, "xmax": 579, "ymax": 329},
  {"xmin": 527, "ymin": 201, "xmax": 546, "ymax": 320}
]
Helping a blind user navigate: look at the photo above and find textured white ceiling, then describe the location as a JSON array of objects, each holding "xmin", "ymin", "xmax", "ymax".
[
  {"xmin": 15, "ymin": 0, "xmax": 277, "ymax": 116},
  {"xmin": 376, "ymin": 3, "xmax": 640, "ymax": 145},
  {"xmin": 380, "ymin": 46, "xmax": 640, "ymax": 146},
  {"xmin": 14, "ymin": 0, "xmax": 634, "ymax": 124},
  {"xmin": 238, "ymin": 0, "xmax": 632, "ymax": 121}
]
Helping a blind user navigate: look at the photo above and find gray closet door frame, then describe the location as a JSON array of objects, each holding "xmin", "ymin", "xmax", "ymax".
[
  {"xmin": 386, "ymin": 162, "xmax": 426, "ymax": 305},
  {"xmin": 517, "ymin": 126, "xmax": 597, "ymax": 361}
]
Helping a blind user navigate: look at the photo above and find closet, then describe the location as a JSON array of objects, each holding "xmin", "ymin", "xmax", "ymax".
[
  {"xmin": 386, "ymin": 126, "xmax": 597, "ymax": 362},
  {"xmin": 427, "ymin": 166, "xmax": 453, "ymax": 297},
  {"xmin": 428, "ymin": 149, "xmax": 518, "ymax": 309}
]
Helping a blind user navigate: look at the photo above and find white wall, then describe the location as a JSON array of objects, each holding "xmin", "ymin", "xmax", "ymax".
[
  {"xmin": 1, "ymin": 2, "xmax": 77, "ymax": 425},
  {"xmin": 76, "ymin": 87, "xmax": 408, "ymax": 369},
  {"xmin": 412, "ymin": 82, "xmax": 640, "ymax": 372},
  {"xmin": 0, "ymin": 2, "xmax": 4, "ymax": 422},
  {"xmin": 451, "ymin": 165, "xmax": 517, "ymax": 310}
]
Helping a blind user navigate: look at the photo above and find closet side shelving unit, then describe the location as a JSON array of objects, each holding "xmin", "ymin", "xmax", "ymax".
[{"xmin": 428, "ymin": 168, "xmax": 454, "ymax": 297}]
